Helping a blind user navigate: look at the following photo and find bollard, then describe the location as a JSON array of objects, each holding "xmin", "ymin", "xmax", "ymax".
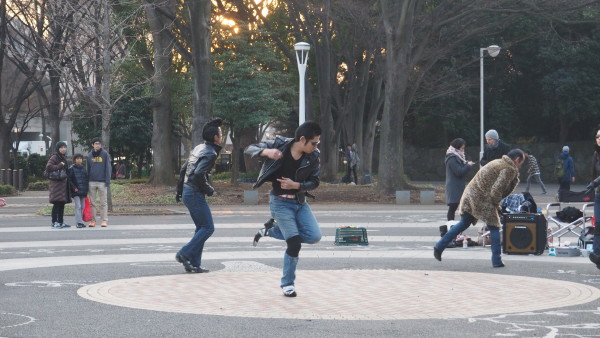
[
  {"xmin": 243, "ymin": 190, "xmax": 259, "ymax": 205},
  {"xmin": 6, "ymin": 169, "xmax": 13, "ymax": 187},
  {"xmin": 12, "ymin": 169, "xmax": 18, "ymax": 190},
  {"xmin": 395, "ymin": 190, "xmax": 410, "ymax": 205},
  {"xmin": 18, "ymin": 169, "xmax": 24, "ymax": 191},
  {"xmin": 361, "ymin": 171, "xmax": 372, "ymax": 185},
  {"xmin": 420, "ymin": 190, "xmax": 435, "ymax": 205}
]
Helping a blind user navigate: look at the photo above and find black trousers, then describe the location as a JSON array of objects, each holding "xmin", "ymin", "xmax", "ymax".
[
  {"xmin": 447, "ymin": 203, "xmax": 459, "ymax": 221},
  {"xmin": 52, "ymin": 202, "xmax": 66, "ymax": 223}
]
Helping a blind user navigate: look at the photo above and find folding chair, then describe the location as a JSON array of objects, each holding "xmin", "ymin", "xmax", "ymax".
[{"xmin": 546, "ymin": 190, "xmax": 594, "ymax": 247}]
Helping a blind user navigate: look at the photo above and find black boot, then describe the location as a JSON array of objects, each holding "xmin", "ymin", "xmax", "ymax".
[{"xmin": 439, "ymin": 225, "xmax": 448, "ymax": 237}]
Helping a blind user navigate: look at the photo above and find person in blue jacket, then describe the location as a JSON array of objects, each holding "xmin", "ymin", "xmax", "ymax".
[{"xmin": 558, "ymin": 146, "xmax": 575, "ymax": 191}]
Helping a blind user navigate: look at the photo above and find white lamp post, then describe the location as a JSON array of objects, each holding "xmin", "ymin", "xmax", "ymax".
[
  {"xmin": 294, "ymin": 42, "xmax": 310, "ymax": 125},
  {"xmin": 479, "ymin": 44, "xmax": 501, "ymax": 163}
]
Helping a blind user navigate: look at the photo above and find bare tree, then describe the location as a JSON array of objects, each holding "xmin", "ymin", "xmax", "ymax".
[{"xmin": 376, "ymin": 0, "xmax": 600, "ymax": 193}]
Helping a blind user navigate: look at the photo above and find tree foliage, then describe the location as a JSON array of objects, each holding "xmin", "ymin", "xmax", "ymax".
[{"xmin": 212, "ymin": 26, "xmax": 293, "ymax": 181}]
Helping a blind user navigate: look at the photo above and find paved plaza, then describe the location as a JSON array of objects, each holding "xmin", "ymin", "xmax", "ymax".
[{"xmin": 1, "ymin": 184, "xmax": 600, "ymax": 337}]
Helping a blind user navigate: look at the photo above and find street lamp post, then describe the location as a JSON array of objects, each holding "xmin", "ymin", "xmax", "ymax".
[
  {"xmin": 39, "ymin": 133, "xmax": 52, "ymax": 154},
  {"xmin": 294, "ymin": 42, "xmax": 310, "ymax": 125},
  {"xmin": 479, "ymin": 44, "xmax": 501, "ymax": 163}
]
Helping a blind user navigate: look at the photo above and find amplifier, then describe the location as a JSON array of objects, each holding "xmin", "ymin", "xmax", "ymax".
[{"xmin": 502, "ymin": 213, "xmax": 547, "ymax": 255}]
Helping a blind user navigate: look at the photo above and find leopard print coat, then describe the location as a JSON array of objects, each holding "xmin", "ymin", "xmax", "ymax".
[{"xmin": 459, "ymin": 155, "xmax": 519, "ymax": 227}]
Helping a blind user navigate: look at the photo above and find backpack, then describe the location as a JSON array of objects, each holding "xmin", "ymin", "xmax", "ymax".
[
  {"xmin": 554, "ymin": 158, "xmax": 565, "ymax": 179},
  {"xmin": 556, "ymin": 206, "xmax": 583, "ymax": 223}
]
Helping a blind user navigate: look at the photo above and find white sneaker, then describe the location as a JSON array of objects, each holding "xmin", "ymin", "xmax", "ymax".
[{"xmin": 282, "ymin": 285, "xmax": 297, "ymax": 297}]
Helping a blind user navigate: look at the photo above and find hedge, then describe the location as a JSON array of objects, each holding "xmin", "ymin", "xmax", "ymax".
[{"xmin": 0, "ymin": 185, "xmax": 17, "ymax": 196}]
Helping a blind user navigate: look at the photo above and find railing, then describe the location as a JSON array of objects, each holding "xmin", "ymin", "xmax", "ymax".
[{"xmin": 0, "ymin": 168, "xmax": 24, "ymax": 191}]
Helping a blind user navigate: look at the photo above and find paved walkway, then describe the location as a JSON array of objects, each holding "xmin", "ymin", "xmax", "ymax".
[
  {"xmin": 2, "ymin": 183, "xmax": 600, "ymax": 330},
  {"xmin": 78, "ymin": 267, "xmax": 600, "ymax": 320}
]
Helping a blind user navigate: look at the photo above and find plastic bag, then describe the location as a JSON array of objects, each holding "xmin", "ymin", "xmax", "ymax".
[{"xmin": 83, "ymin": 197, "xmax": 92, "ymax": 222}]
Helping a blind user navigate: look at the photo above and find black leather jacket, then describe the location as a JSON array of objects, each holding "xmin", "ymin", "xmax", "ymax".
[
  {"xmin": 245, "ymin": 136, "xmax": 320, "ymax": 203},
  {"xmin": 179, "ymin": 142, "xmax": 222, "ymax": 196}
]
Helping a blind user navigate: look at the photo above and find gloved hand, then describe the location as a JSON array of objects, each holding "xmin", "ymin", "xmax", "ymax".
[{"xmin": 175, "ymin": 193, "xmax": 182, "ymax": 203}]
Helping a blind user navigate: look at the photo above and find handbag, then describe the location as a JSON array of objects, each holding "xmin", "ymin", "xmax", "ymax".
[
  {"xmin": 82, "ymin": 197, "xmax": 92, "ymax": 222},
  {"xmin": 43, "ymin": 168, "xmax": 67, "ymax": 181}
]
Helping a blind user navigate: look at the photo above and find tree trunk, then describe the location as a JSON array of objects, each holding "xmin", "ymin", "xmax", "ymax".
[
  {"xmin": 378, "ymin": 0, "xmax": 414, "ymax": 193},
  {"xmin": 146, "ymin": 0, "xmax": 176, "ymax": 186},
  {"xmin": 187, "ymin": 0, "xmax": 212, "ymax": 146},
  {"xmin": 47, "ymin": 67, "xmax": 62, "ymax": 152},
  {"xmin": 100, "ymin": 0, "xmax": 112, "ymax": 150}
]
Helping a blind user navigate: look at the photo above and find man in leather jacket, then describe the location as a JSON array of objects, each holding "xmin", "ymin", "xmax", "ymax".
[
  {"xmin": 175, "ymin": 117, "xmax": 223, "ymax": 273},
  {"xmin": 245, "ymin": 121, "xmax": 322, "ymax": 297}
]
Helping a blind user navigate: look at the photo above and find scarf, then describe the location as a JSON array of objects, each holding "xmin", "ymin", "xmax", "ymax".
[{"xmin": 446, "ymin": 146, "xmax": 467, "ymax": 164}]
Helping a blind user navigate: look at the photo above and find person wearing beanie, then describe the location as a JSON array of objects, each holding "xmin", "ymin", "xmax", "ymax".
[
  {"xmin": 558, "ymin": 145, "xmax": 575, "ymax": 191},
  {"xmin": 175, "ymin": 117, "xmax": 224, "ymax": 274},
  {"xmin": 86, "ymin": 137, "xmax": 112, "ymax": 227},
  {"xmin": 480, "ymin": 129, "xmax": 511, "ymax": 166},
  {"xmin": 46, "ymin": 141, "xmax": 71, "ymax": 228}
]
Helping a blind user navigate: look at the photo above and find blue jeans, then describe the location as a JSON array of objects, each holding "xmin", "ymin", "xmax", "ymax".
[
  {"xmin": 73, "ymin": 196, "xmax": 84, "ymax": 224},
  {"xmin": 434, "ymin": 213, "xmax": 503, "ymax": 267},
  {"xmin": 180, "ymin": 187, "xmax": 215, "ymax": 267},
  {"xmin": 268, "ymin": 195, "xmax": 322, "ymax": 287}
]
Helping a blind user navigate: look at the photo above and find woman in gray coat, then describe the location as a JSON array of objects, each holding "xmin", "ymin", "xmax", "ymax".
[{"xmin": 445, "ymin": 138, "xmax": 475, "ymax": 221}]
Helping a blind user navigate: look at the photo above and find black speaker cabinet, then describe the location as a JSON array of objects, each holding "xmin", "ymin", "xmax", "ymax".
[{"xmin": 502, "ymin": 213, "xmax": 547, "ymax": 255}]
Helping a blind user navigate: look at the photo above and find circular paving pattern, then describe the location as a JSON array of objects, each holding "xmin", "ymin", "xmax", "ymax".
[{"xmin": 78, "ymin": 270, "xmax": 600, "ymax": 320}]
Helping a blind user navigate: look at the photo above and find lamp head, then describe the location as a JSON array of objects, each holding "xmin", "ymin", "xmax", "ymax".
[
  {"xmin": 294, "ymin": 42, "xmax": 310, "ymax": 52},
  {"xmin": 487, "ymin": 45, "xmax": 501, "ymax": 57}
]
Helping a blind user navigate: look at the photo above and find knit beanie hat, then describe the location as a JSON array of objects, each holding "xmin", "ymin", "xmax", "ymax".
[
  {"xmin": 55, "ymin": 141, "xmax": 67, "ymax": 153},
  {"xmin": 485, "ymin": 129, "xmax": 499, "ymax": 140},
  {"xmin": 562, "ymin": 145, "xmax": 570, "ymax": 153}
]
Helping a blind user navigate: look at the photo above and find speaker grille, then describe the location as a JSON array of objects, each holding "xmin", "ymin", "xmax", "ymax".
[{"xmin": 508, "ymin": 225, "xmax": 533, "ymax": 249}]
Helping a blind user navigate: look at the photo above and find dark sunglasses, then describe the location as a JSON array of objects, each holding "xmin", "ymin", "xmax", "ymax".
[
  {"xmin": 596, "ymin": 135, "xmax": 600, "ymax": 139},
  {"xmin": 311, "ymin": 141, "xmax": 320, "ymax": 147}
]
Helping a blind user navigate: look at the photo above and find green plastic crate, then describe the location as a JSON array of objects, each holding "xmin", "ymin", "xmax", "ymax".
[{"xmin": 335, "ymin": 227, "xmax": 368, "ymax": 246}]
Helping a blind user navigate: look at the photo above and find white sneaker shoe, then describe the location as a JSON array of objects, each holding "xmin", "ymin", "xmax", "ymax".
[{"xmin": 282, "ymin": 285, "xmax": 297, "ymax": 297}]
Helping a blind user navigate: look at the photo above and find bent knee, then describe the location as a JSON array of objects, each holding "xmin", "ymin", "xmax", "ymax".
[
  {"xmin": 286, "ymin": 235, "xmax": 302, "ymax": 257},
  {"xmin": 305, "ymin": 234, "xmax": 322, "ymax": 244}
]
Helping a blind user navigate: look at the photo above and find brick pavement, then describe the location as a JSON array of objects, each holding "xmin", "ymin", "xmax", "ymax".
[{"xmin": 78, "ymin": 269, "xmax": 600, "ymax": 320}]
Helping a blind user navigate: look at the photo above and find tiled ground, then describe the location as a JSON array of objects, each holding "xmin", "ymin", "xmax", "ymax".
[{"xmin": 78, "ymin": 269, "xmax": 600, "ymax": 320}]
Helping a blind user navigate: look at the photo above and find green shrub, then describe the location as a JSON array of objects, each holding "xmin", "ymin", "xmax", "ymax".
[
  {"xmin": 27, "ymin": 181, "xmax": 49, "ymax": 191},
  {"xmin": 212, "ymin": 172, "xmax": 232, "ymax": 182},
  {"xmin": 0, "ymin": 185, "xmax": 17, "ymax": 196},
  {"xmin": 27, "ymin": 153, "xmax": 47, "ymax": 178}
]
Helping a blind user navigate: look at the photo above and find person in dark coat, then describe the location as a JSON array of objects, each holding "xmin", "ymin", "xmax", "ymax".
[
  {"xmin": 445, "ymin": 138, "xmax": 476, "ymax": 222},
  {"xmin": 480, "ymin": 129, "xmax": 510, "ymax": 166},
  {"xmin": 46, "ymin": 141, "xmax": 71, "ymax": 228},
  {"xmin": 584, "ymin": 128, "xmax": 600, "ymax": 270},
  {"xmin": 68, "ymin": 153, "xmax": 89, "ymax": 228}
]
